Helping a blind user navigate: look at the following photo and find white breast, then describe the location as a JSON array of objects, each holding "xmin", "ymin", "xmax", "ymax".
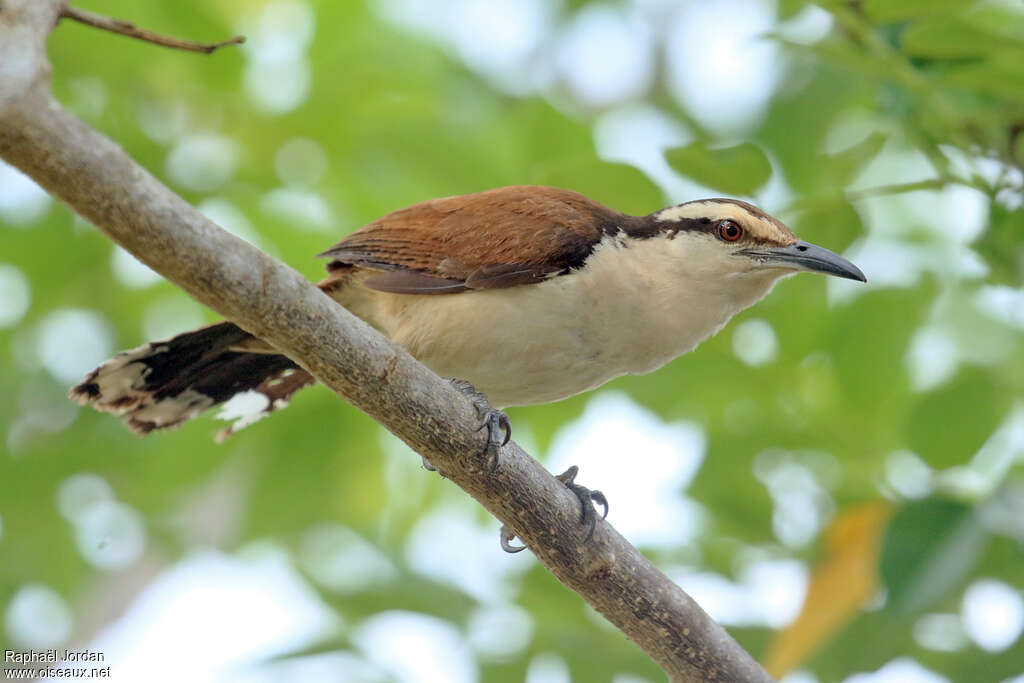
[{"xmin": 334, "ymin": 233, "xmax": 786, "ymax": 407}]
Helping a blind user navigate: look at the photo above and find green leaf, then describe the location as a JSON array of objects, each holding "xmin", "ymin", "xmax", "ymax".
[
  {"xmin": 901, "ymin": 17, "xmax": 995, "ymax": 59},
  {"xmin": 945, "ymin": 58, "xmax": 1024, "ymax": 104},
  {"xmin": 534, "ymin": 160, "xmax": 664, "ymax": 217},
  {"xmin": 862, "ymin": 0, "xmax": 975, "ymax": 23},
  {"xmin": 880, "ymin": 499, "xmax": 987, "ymax": 614},
  {"xmin": 975, "ymin": 205, "xmax": 1024, "ymax": 287},
  {"xmin": 827, "ymin": 132, "xmax": 888, "ymax": 185},
  {"xmin": 907, "ymin": 369, "xmax": 1009, "ymax": 469},
  {"xmin": 791, "ymin": 201, "xmax": 863, "ymax": 254},
  {"xmin": 758, "ymin": 62, "xmax": 870, "ymax": 194},
  {"xmin": 778, "ymin": 0, "xmax": 809, "ymax": 20},
  {"xmin": 966, "ymin": 4, "xmax": 1024, "ymax": 42},
  {"xmin": 664, "ymin": 142, "xmax": 772, "ymax": 196}
]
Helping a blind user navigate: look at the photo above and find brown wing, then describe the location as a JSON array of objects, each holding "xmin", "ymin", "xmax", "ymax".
[{"xmin": 317, "ymin": 186, "xmax": 631, "ymax": 294}]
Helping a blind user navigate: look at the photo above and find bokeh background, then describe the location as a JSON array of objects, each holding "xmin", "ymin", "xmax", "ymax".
[{"xmin": 1, "ymin": 0, "xmax": 1023, "ymax": 681}]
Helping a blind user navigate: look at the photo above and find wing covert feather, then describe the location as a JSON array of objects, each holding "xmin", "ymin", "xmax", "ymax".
[{"xmin": 318, "ymin": 186, "xmax": 630, "ymax": 293}]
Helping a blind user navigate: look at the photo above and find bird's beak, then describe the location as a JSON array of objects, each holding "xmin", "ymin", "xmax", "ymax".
[{"xmin": 738, "ymin": 240, "xmax": 866, "ymax": 282}]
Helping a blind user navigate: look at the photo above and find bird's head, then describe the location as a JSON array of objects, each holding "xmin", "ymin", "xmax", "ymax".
[{"xmin": 648, "ymin": 198, "xmax": 866, "ymax": 285}]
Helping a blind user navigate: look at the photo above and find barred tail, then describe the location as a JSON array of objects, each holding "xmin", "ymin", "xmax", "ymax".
[{"xmin": 69, "ymin": 321, "xmax": 314, "ymax": 439}]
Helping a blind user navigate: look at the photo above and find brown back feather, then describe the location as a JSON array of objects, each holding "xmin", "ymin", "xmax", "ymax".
[{"xmin": 318, "ymin": 186, "xmax": 636, "ymax": 294}]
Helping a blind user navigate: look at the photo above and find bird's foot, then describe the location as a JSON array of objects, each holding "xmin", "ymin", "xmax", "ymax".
[
  {"xmin": 558, "ymin": 465, "xmax": 609, "ymax": 543},
  {"xmin": 448, "ymin": 378, "xmax": 510, "ymax": 472},
  {"xmin": 498, "ymin": 465, "xmax": 609, "ymax": 553}
]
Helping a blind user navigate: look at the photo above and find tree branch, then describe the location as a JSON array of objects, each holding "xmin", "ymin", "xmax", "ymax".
[
  {"xmin": 0, "ymin": 2, "xmax": 774, "ymax": 681},
  {"xmin": 60, "ymin": 5, "xmax": 244, "ymax": 54}
]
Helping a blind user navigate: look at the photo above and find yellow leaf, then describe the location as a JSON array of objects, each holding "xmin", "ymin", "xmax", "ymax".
[{"xmin": 763, "ymin": 502, "xmax": 893, "ymax": 677}]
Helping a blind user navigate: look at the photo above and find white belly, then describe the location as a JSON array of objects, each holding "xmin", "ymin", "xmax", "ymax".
[{"xmin": 334, "ymin": 235, "xmax": 784, "ymax": 407}]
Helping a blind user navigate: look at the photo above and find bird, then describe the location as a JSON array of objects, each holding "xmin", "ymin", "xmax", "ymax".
[{"xmin": 71, "ymin": 185, "xmax": 865, "ymax": 540}]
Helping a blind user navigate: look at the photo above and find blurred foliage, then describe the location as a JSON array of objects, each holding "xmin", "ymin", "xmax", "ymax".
[
  {"xmin": 1, "ymin": 0, "xmax": 1023, "ymax": 681},
  {"xmin": 665, "ymin": 142, "xmax": 773, "ymax": 195}
]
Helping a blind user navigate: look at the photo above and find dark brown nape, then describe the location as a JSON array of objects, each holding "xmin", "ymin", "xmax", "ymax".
[
  {"xmin": 636, "ymin": 211, "xmax": 716, "ymax": 239},
  {"xmin": 615, "ymin": 212, "xmax": 675, "ymax": 240}
]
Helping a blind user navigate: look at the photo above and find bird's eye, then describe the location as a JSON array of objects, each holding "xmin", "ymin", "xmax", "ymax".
[{"xmin": 718, "ymin": 220, "xmax": 743, "ymax": 242}]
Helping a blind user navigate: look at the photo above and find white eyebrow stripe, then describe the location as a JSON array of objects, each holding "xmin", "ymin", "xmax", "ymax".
[
  {"xmin": 653, "ymin": 200, "xmax": 797, "ymax": 245},
  {"xmin": 653, "ymin": 201, "xmax": 726, "ymax": 222}
]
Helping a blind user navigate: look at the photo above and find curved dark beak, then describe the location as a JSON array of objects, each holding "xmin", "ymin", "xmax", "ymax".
[{"xmin": 738, "ymin": 240, "xmax": 867, "ymax": 282}]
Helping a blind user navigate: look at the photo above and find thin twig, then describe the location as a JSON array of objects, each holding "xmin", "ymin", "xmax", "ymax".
[{"xmin": 60, "ymin": 6, "xmax": 244, "ymax": 54}]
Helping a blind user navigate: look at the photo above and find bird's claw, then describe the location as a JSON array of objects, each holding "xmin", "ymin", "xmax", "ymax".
[
  {"xmin": 497, "ymin": 464, "xmax": 609, "ymax": 553},
  {"xmin": 557, "ymin": 465, "xmax": 609, "ymax": 543},
  {"xmin": 480, "ymin": 411, "xmax": 511, "ymax": 447},
  {"xmin": 499, "ymin": 525, "xmax": 526, "ymax": 553},
  {"xmin": 475, "ymin": 409, "xmax": 511, "ymax": 471},
  {"xmin": 450, "ymin": 378, "xmax": 510, "ymax": 472}
]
